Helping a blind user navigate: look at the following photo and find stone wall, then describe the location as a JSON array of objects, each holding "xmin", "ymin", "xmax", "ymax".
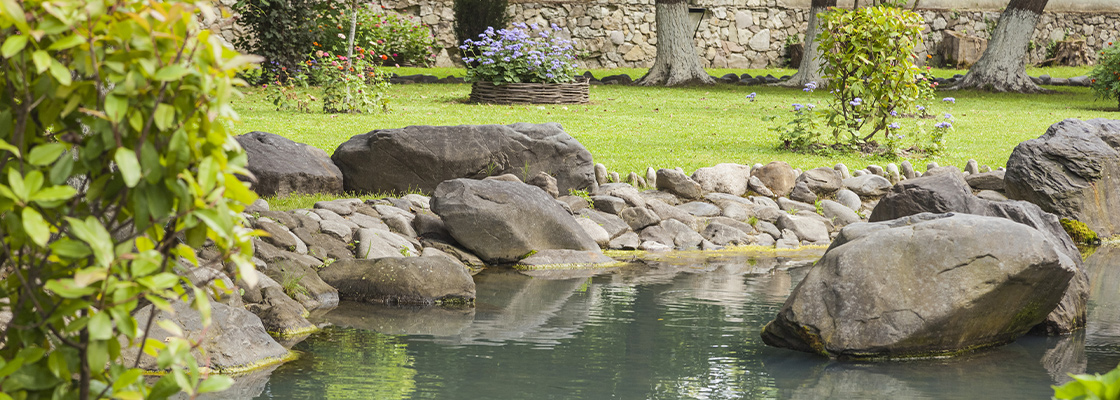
[{"xmin": 208, "ymin": 0, "xmax": 1120, "ymax": 70}]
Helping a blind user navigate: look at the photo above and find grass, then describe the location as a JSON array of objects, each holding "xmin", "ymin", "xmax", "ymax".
[{"xmin": 233, "ymin": 66, "xmax": 1117, "ymax": 207}]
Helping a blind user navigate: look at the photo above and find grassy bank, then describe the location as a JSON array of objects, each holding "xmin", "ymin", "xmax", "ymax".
[{"xmin": 231, "ymin": 66, "xmax": 1117, "ymax": 209}]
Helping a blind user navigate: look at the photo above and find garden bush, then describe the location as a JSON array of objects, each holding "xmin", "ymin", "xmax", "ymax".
[
  {"xmin": 315, "ymin": 2, "xmax": 436, "ymax": 67},
  {"xmin": 460, "ymin": 23, "xmax": 580, "ymax": 84},
  {"xmin": 0, "ymin": 0, "xmax": 258, "ymax": 397},
  {"xmin": 233, "ymin": 0, "xmax": 319, "ymax": 84},
  {"xmin": 770, "ymin": 4, "xmax": 949, "ymax": 158},
  {"xmin": 454, "ymin": 0, "xmax": 509, "ymax": 63},
  {"xmin": 1089, "ymin": 41, "xmax": 1120, "ymax": 110}
]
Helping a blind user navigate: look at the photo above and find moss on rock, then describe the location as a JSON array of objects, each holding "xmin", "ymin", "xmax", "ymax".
[{"xmin": 1061, "ymin": 218, "xmax": 1101, "ymax": 245}]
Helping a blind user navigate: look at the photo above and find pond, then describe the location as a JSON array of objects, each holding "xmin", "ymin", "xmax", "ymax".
[{"xmin": 229, "ymin": 246, "xmax": 1120, "ymax": 399}]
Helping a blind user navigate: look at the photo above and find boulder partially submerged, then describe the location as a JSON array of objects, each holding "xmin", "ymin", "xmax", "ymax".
[{"xmin": 761, "ymin": 213, "xmax": 1076, "ymax": 359}]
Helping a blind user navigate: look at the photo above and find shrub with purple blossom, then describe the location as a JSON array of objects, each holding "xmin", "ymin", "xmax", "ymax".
[{"xmin": 460, "ymin": 23, "xmax": 580, "ymax": 84}]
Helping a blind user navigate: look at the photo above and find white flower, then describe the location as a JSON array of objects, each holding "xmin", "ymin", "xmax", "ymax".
[{"xmin": 338, "ymin": 33, "xmax": 346, "ymax": 39}]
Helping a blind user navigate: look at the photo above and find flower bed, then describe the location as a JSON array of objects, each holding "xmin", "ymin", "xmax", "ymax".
[
  {"xmin": 468, "ymin": 79, "xmax": 589, "ymax": 104},
  {"xmin": 461, "ymin": 23, "xmax": 586, "ymax": 104}
]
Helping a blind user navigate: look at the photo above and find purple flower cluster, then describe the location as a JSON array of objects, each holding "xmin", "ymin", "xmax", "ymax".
[
  {"xmin": 460, "ymin": 23, "xmax": 579, "ymax": 84},
  {"xmin": 935, "ymin": 121, "xmax": 953, "ymax": 129}
]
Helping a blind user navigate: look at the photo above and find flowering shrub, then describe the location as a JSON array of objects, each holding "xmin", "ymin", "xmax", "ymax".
[
  {"xmin": 1090, "ymin": 42, "xmax": 1120, "ymax": 110},
  {"xmin": 314, "ymin": 47, "xmax": 391, "ymax": 113},
  {"xmin": 315, "ymin": 3, "xmax": 436, "ymax": 67},
  {"xmin": 460, "ymin": 23, "xmax": 580, "ymax": 84}
]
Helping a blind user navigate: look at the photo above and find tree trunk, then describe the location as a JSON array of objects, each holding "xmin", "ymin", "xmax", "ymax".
[
  {"xmin": 635, "ymin": 0, "xmax": 714, "ymax": 86},
  {"xmin": 951, "ymin": 0, "xmax": 1049, "ymax": 93},
  {"xmin": 780, "ymin": 0, "xmax": 835, "ymax": 87}
]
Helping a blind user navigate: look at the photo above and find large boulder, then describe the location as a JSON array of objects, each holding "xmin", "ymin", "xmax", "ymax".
[
  {"xmin": 761, "ymin": 213, "xmax": 1076, "ymax": 359},
  {"xmin": 1005, "ymin": 119, "xmax": 1120, "ymax": 238},
  {"xmin": 318, "ymin": 257, "xmax": 476, "ymax": 305},
  {"xmin": 235, "ymin": 131, "xmax": 343, "ymax": 197},
  {"xmin": 331, "ymin": 123, "xmax": 596, "ymax": 195},
  {"xmin": 752, "ymin": 161, "xmax": 798, "ymax": 197},
  {"xmin": 123, "ymin": 299, "xmax": 290, "ymax": 373},
  {"xmin": 431, "ymin": 179, "xmax": 601, "ymax": 263},
  {"xmin": 690, "ymin": 163, "xmax": 752, "ymax": 196},
  {"xmin": 869, "ymin": 171, "xmax": 1088, "ymax": 334}
]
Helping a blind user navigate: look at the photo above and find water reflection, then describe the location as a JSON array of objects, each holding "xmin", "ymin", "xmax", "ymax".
[{"xmin": 251, "ymin": 247, "xmax": 1120, "ymax": 400}]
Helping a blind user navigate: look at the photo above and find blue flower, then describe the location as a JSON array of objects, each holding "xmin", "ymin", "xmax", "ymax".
[
  {"xmin": 942, "ymin": 97, "xmax": 956, "ymax": 104},
  {"xmin": 916, "ymin": 105, "xmax": 926, "ymax": 111},
  {"xmin": 935, "ymin": 121, "xmax": 953, "ymax": 129},
  {"xmin": 849, "ymin": 97, "xmax": 863, "ymax": 107},
  {"xmin": 792, "ymin": 103, "xmax": 803, "ymax": 111},
  {"xmin": 890, "ymin": 110, "xmax": 898, "ymax": 117},
  {"xmin": 888, "ymin": 122, "xmax": 900, "ymax": 129},
  {"xmin": 944, "ymin": 113, "xmax": 953, "ymax": 120},
  {"xmin": 746, "ymin": 92, "xmax": 757, "ymax": 101}
]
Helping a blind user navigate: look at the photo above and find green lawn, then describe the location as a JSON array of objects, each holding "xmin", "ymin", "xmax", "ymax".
[{"xmin": 232, "ymin": 67, "xmax": 1117, "ymax": 189}]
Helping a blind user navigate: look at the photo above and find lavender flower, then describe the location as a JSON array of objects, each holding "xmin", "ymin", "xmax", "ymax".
[
  {"xmin": 746, "ymin": 92, "xmax": 757, "ymax": 102},
  {"xmin": 849, "ymin": 97, "xmax": 863, "ymax": 107},
  {"xmin": 935, "ymin": 121, "xmax": 953, "ymax": 129},
  {"xmin": 916, "ymin": 105, "xmax": 926, "ymax": 111},
  {"xmin": 888, "ymin": 122, "xmax": 900, "ymax": 129},
  {"xmin": 803, "ymin": 82, "xmax": 816, "ymax": 92},
  {"xmin": 942, "ymin": 97, "xmax": 956, "ymax": 104},
  {"xmin": 890, "ymin": 110, "xmax": 898, "ymax": 117},
  {"xmin": 793, "ymin": 103, "xmax": 804, "ymax": 111}
]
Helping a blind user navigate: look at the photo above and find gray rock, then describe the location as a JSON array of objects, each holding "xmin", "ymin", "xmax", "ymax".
[
  {"xmin": 965, "ymin": 159, "xmax": 980, "ymax": 175},
  {"xmin": 578, "ymin": 209, "xmax": 631, "ymax": 239},
  {"xmin": 708, "ymin": 216, "xmax": 755, "ymax": 235},
  {"xmin": 756, "ymin": 220, "xmax": 782, "ymax": 240},
  {"xmin": 716, "ymin": 201, "xmax": 754, "ymax": 221},
  {"xmin": 356, "ymin": 228, "xmax": 419, "ymax": 259},
  {"xmin": 645, "ymin": 167, "xmax": 658, "ymax": 188},
  {"xmin": 484, "ymin": 173, "xmax": 522, "ymax": 184},
  {"xmin": 595, "ymin": 163, "xmax": 608, "ymax": 185},
  {"xmin": 797, "ymin": 167, "xmax": 843, "ymax": 196},
  {"xmin": 754, "ymin": 206, "xmax": 786, "ymax": 223},
  {"xmin": 528, "ymin": 171, "xmax": 560, "ymax": 198},
  {"xmin": 677, "ymin": 201, "xmax": 722, "ymax": 217},
  {"xmin": 289, "ymin": 228, "xmax": 353, "ymax": 261},
  {"xmin": 867, "ymin": 165, "xmax": 884, "ymax": 176},
  {"xmin": 752, "ymin": 161, "xmax": 798, "ymax": 197},
  {"xmin": 597, "ymin": 184, "xmax": 647, "ymax": 208},
  {"xmin": 1005, "ymin": 118, "xmax": 1120, "ymax": 237},
  {"xmin": 660, "ymin": 219, "xmax": 704, "ymax": 250},
  {"xmin": 702, "ymin": 221, "xmax": 751, "ymax": 246},
  {"xmin": 778, "ymin": 197, "xmax": 816, "ymax": 214},
  {"xmin": 843, "ymin": 175, "xmax": 893, "ymax": 198},
  {"xmin": 925, "ymin": 165, "xmax": 962, "ymax": 176},
  {"xmin": 591, "ymin": 195, "xmax": 628, "ymax": 214},
  {"xmin": 761, "ymin": 214, "xmax": 1076, "ymax": 359},
  {"xmin": 789, "ymin": 181, "xmax": 818, "ymax": 204},
  {"xmin": 558, "ymin": 195, "xmax": 591, "ymax": 213},
  {"xmin": 575, "ymin": 217, "xmax": 611, "ymax": 248},
  {"xmin": 691, "ymin": 163, "xmax": 752, "ymax": 196},
  {"xmin": 431, "ymin": 179, "xmax": 604, "ymax": 264},
  {"xmin": 638, "ymin": 225, "xmax": 674, "ymax": 248},
  {"xmin": 260, "ymin": 259, "xmax": 339, "ymax": 311},
  {"xmin": 776, "ymin": 229, "xmax": 800, "ymax": 249},
  {"xmin": 834, "ymin": 163, "xmax": 851, "ymax": 179},
  {"xmin": 609, "ymin": 171, "xmax": 620, "ymax": 184},
  {"xmin": 753, "ymin": 233, "xmax": 776, "ymax": 247},
  {"xmin": 382, "ymin": 213, "xmax": 418, "ymax": 238},
  {"xmin": 314, "ymin": 198, "xmax": 363, "ymax": 216},
  {"xmin": 639, "ymin": 240, "xmax": 672, "ymax": 252},
  {"xmin": 966, "ymin": 170, "xmax": 1006, "ymax": 191},
  {"xmin": 319, "ymin": 257, "xmax": 475, "ymax": 305},
  {"xmin": 656, "ymin": 168, "xmax": 703, "ymax": 200},
  {"xmin": 401, "ymin": 194, "xmax": 431, "ymax": 210},
  {"xmin": 257, "ymin": 221, "xmax": 302, "ymax": 252},
  {"xmin": 901, "ymin": 161, "xmax": 918, "ymax": 179},
  {"xmin": 976, "ymin": 190, "xmax": 1008, "ymax": 202},
  {"xmin": 820, "ymin": 200, "xmax": 862, "ymax": 227},
  {"xmin": 347, "ymin": 212, "xmax": 390, "ymax": 231},
  {"xmin": 332, "ymin": 123, "xmax": 595, "ymax": 195},
  {"xmin": 608, "ymin": 232, "xmax": 641, "ymax": 250},
  {"xmin": 420, "ymin": 238, "xmax": 485, "ymax": 269},
  {"xmin": 318, "ymin": 220, "xmax": 354, "ymax": 243},
  {"xmin": 647, "ymin": 199, "xmax": 697, "ymax": 229},
  {"xmin": 412, "ymin": 211, "xmax": 452, "ymax": 241},
  {"xmin": 236, "ymin": 131, "xmax": 343, "ymax": 197},
  {"xmin": 312, "ymin": 208, "xmax": 344, "ymax": 222},
  {"xmin": 751, "ymin": 196, "xmax": 779, "ymax": 209},
  {"xmin": 639, "ymin": 190, "xmax": 681, "ymax": 206},
  {"xmin": 124, "ymin": 299, "xmax": 289, "ymax": 372},
  {"xmin": 517, "ymin": 249, "xmax": 615, "ymax": 267},
  {"xmin": 620, "ymin": 206, "xmax": 661, "ymax": 231},
  {"xmin": 748, "ymin": 175, "xmax": 776, "ymax": 197},
  {"xmin": 836, "ymin": 189, "xmax": 862, "ymax": 211},
  {"xmin": 245, "ymin": 199, "xmax": 270, "ymax": 214},
  {"xmin": 776, "ymin": 214, "xmax": 830, "ymax": 243}
]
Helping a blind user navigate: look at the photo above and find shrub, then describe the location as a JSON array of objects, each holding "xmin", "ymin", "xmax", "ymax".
[
  {"xmin": 454, "ymin": 0, "xmax": 510, "ymax": 62},
  {"xmin": 314, "ymin": 47, "xmax": 392, "ymax": 113},
  {"xmin": 1090, "ymin": 41, "xmax": 1120, "ymax": 110},
  {"xmin": 0, "ymin": 0, "xmax": 258, "ymax": 397},
  {"xmin": 1053, "ymin": 364, "xmax": 1120, "ymax": 400},
  {"xmin": 315, "ymin": 3, "xmax": 437, "ymax": 67},
  {"xmin": 233, "ymin": 0, "xmax": 319, "ymax": 83},
  {"xmin": 461, "ymin": 23, "xmax": 580, "ymax": 84}
]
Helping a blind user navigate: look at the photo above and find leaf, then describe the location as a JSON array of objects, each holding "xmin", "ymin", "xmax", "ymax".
[
  {"xmin": 153, "ymin": 65, "xmax": 190, "ymax": 81},
  {"xmin": 1, "ymin": 34, "xmax": 27, "ymax": 58},
  {"xmin": 31, "ymin": 185, "xmax": 77, "ymax": 203},
  {"xmin": 8, "ymin": 168, "xmax": 27, "ymax": 201},
  {"xmin": 104, "ymin": 95, "xmax": 127, "ymax": 123},
  {"xmin": 114, "ymin": 148, "xmax": 142, "ymax": 188},
  {"xmin": 50, "ymin": 238, "xmax": 90, "ymax": 258},
  {"xmin": 22, "ymin": 207, "xmax": 50, "ymax": 247},
  {"xmin": 47, "ymin": 34, "xmax": 83, "ymax": 50},
  {"xmin": 0, "ymin": 0, "xmax": 30, "ymax": 33},
  {"xmin": 28, "ymin": 143, "xmax": 66, "ymax": 166},
  {"xmin": 31, "ymin": 50, "xmax": 50, "ymax": 73},
  {"xmin": 0, "ymin": 137, "xmax": 19, "ymax": 158},
  {"xmin": 49, "ymin": 59, "xmax": 71, "ymax": 85},
  {"xmin": 154, "ymin": 103, "xmax": 175, "ymax": 131},
  {"xmin": 87, "ymin": 312, "xmax": 112, "ymax": 340},
  {"xmin": 65, "ymin": 216, "xmax": 114, "ymax": 267},
  {"xmin": 197, "ymin": 375, "xmax": 234, "ymax": 394}
]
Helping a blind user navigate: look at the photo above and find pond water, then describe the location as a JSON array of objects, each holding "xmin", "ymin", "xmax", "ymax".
[{"xmin": 232, "ymin": 246, "xmax": 1120, "ymax": 400}]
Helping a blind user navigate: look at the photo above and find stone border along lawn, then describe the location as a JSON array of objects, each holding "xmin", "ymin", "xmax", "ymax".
[{"xmin": 233, "ymin": 67, "xmax": 1117, "ymax": 207}]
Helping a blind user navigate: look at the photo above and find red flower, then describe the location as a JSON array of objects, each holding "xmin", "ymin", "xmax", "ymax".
[{"xmin": 380, "ymin": 54, "xmax": 388, "ymax": 60}]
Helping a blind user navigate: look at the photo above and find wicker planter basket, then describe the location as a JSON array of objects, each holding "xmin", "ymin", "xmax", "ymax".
[{"xmin": 469, "ymin": 79, "xmax": 590, "ymax": 104}]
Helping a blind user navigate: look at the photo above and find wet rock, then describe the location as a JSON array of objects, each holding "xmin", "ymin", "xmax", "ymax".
[
  {"xmin": 432, "ymin": 179, "xmax": 600, "ymax": 263},
  {"xmin": 702, "ymin": 221, "xmax": 751, "ymax": 246},
  {"xmin": 691, "ymin": 163, "xmax": 752, "ymax": 196},
  {"xmin": 761, "ymin": 214, "xmax": 1076, "ymax": 359},
  {"xmin": 752, "ymin": 161, "xmax": 798, "ymax": 197},
  {"xmin": 332, "ymin": 123, "xmax": 595, "ymax": 195},
  {"xmin": 256, "ymin": 286, "xmax": 316, "ymax": 337},
  {"xmin": 1005, "ymin": 118, "xmax": 1120, "ymax": 238},
  {"xmin": 608, "ymin": 232, "xmax": 642, "ymax": 250},
  {"xmin": 575, "ymin": 217, "xmax": 611, "ymax": 248},
  {"xmin": 236, "ymin": 131, "xmax": 343, "ymax": 197},
  {"xmin": 319, "ymin": 257, "xmax": 475, "ymax": 305},
  {"xmin": 777, "ymin": 214, "xmax": 829, "ymax": 243},
  {"xmin": 517, "ymin": 249, "xmax": 615, "ymax": 267},
  {"xmin": 656, "ymin": 168, "xmax": 703, "ymax": 200}
]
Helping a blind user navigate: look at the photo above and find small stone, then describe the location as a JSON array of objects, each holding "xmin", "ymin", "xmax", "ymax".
[
  {"xmin": 926, "ymin": 162, "xmax": 939, "ymax": 171},
  {"xmin": 867, "ymin": 165, "xmax": 884, "ymax": 176},
  {"xmin": 835, "ymin": 189, "xmax": 862, "ymax": 212},
  {"xmin": 655, "ymin": 169, "xmax": 703, "ymax": 200},
  {"xmin": 748, "ymin": 175, "xmax": 776, "ymax": 197},
  {"xmin": 639, "ymin": 240, "xmax": 672, "ymax": 252},
  {"xmin": 318, "ymin": 220, "xmax": 354, "ymax": 243},
  {"xmin": 776, "ymin": 229, "xmax": 800, "ymax": 249},
  {"xmin": 843, "ymin": 175, "xmax": 893, "ymax": 198},
  {"xmin": 756, "ymin": 220, "xmax": 782, "ymax": 240},
  {"xmin": 609, "ymin": 171, "xmax": 621, "ymax": 183},
  {"xmin": 620, "ymin": 207, "xmax": 660, "ymax": 231},
  {"xmin": 645, "ymin": 167, "xmax": 658, "ymax": 188},
  {"xmin": 789, "ymin": 181, "xmax": 818, "ymax": 204},
  {"xmin": 901, "ymin": 161, "xmax": 918, "ymax": 180},
  {"xmin": 677, "ymin": 201, "xmax": 722, "ymax": 217},
  {"xmin": 834, "ymin": 163, "xmax": 851, "ymax": 179},
  {"xmin": 778, "ymin": 197, "xmax": 816, "ymax": 214},
  {"xmin": 820, "ymin": 200, "xmax": 862, "ymax": 227},
  {"xmin": 591, "ymin": 195, "xmax": 628, "ymax": 215},
  {"xmin": 626, "ymin": 172, "xmax": 641, "ymax": 187},
  {"xmin": 575, "ymin": 217, "xmax": 611, "ymax": 248},
  {"xmin": 314, "ymin": 198, "xmax": 363, "ymax": 216},
  {"xmin": 528, "ymin": 172, "xmax": 560, "ymax": 198},
  {"xmin": 965, "ymin": 159, "xmax": 980, "ymax": 175},
  {"xmin": 595, "ymin": 163, "xmax": 608, "ymax": 185},
  {"xmin": 608, "ymin": 232, "xmax": 641, "ymax": 250}
]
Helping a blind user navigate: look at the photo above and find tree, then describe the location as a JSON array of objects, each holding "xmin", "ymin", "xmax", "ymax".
[
  {"xmin": 781, "ymin": 0, "xmax": 837, "ymax": 88},
  {"xmin": 952, "ymin": 0, "xmax": 1049, "ymax": 92},
  {"xmin": 0, "ymin": 0, "xmax": 259, "ymax": 397},
  {"xmin": 635, "ymin": 0, "xmax": 714, "ymax": 86}
]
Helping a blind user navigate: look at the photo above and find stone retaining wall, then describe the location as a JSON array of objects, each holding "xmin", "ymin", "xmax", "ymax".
[{"xmin": 203, "ymin": 0, "xmax": 1120, "ymax": 70}]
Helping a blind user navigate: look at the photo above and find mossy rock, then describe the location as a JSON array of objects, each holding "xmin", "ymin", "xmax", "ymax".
[{"xmin": 1060, "ymin": 218, "xmax": 1101, "ymax": 245}]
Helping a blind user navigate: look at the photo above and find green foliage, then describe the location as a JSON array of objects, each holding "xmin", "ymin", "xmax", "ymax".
[
  {"xmin": 1053, "ymin": 364, "xmax": 1120, "ymax": 400},
  {"xmin": 315, "ymin": 47, "xmax": 391, "ymax": 113},
  {"xmin": 812, "ymin": 5, "xmax": 937, "ymax": 154},
  {"xmin": 0, "ymin": 0, "xmax": 258, "ymax": 397},
  {"xmin": 233, "ymin": 0, "xmax": 319, "ymax": 84},
  {"xmin": 315, "ymin": 3, "xmax": 436, "ymax": 67},
  {"xmin": 1061, "ymin": 218, "xmax": 1101, "ymax": 245},
  {"xmin": 453, "ymin": 0, "xmax": 509, "ymax": 61},
  {"xmin": 1089, "ymin": 41, "xmax": 1120, "ymax": 110},
  {"xmin": 568, "ymin": 189, "xmax": 594, "ymax": 208},
  {"xmin": 281, "ymin": 272, "xmax": 309, "ymax": 299}
]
